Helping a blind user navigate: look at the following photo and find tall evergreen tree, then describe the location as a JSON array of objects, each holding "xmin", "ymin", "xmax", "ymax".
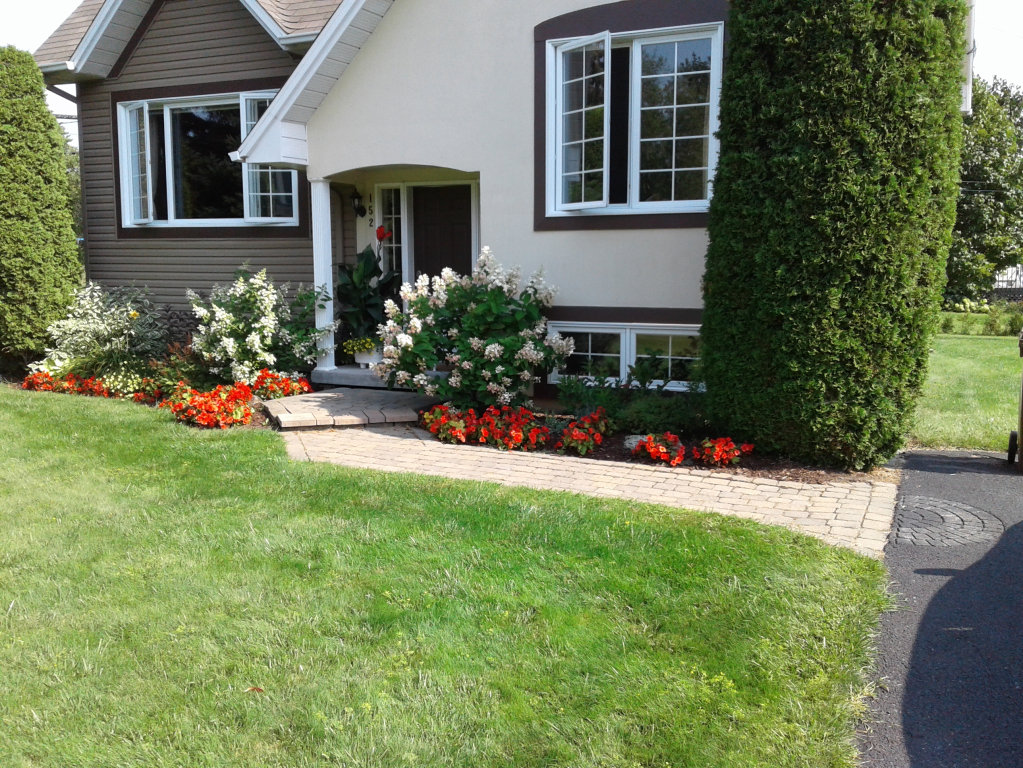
[
  {"xmin": 0, "ymin": 46, "xmax": 83, "ymax": 363},
  {"xmin": 701, "ymin": 0, "xmax": 967, "ymax": 469}
]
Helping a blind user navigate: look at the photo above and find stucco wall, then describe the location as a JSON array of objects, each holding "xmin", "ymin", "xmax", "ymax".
[{"xmin": 306, "ymin": 0, "xmax": 711, "ymax": 311}]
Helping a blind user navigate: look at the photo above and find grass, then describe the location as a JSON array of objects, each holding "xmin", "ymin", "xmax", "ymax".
[
  {"xmin": 913, "ymin": 335, "xmax": 1021, "ymax": 451},
  {"xmin": 0, "ymin": 385, "xmax": 889, "ymax": 767}
]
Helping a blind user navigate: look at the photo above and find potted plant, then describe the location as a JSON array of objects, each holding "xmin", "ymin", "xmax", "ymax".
[
  {"xmin": 336, "ymin": 227, "xmax": 401, "ymax": 364},
  {"xmin": 344, "ymin": 337, "xmax": 381, "ymax": 368}
]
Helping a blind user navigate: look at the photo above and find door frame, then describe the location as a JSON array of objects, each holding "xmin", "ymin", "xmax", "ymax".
[{"xmin": 374, "ymin": 180, "xmax": 481, "ymax": 282}]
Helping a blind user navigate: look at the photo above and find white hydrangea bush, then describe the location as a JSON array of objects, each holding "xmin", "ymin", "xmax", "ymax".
[
  {"xmin": 374, "ymin": 248, "xmax": 574, "ymax": 409},
  {"xmin": 30, "ymin": 283, "xmax": 168, "ymax": 393},
  {"xmin": 188, "ymin": 269, "xmax": 339, "ymax": 384}
]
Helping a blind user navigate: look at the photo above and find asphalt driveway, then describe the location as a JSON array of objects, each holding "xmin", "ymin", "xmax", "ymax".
[{"xmin": 860, "ymin": 450, "xmax": 1023, "ymax": 768}]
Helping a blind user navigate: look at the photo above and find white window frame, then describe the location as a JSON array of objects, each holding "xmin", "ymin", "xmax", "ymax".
[
  {"xmin": 545, "ymin": 22, "xmax": 724, "ymax": 218},
  {"xmin": 124, "ymin": 104, "xmax": 153, "ymax": 224},
  {"xmin": 547, "ymin": 322, "xmax": 702, "ymax": 391},
  {"xmin": 553, "ymin": 31, "xmax": 612, "ymax": 211},
  {"xmin": 374, "ymin": 180, "xmax": 481, "ymax": 283},
  {"xmin": 117, "ymin": 90, "xmax": 298, "ymax": 228}
]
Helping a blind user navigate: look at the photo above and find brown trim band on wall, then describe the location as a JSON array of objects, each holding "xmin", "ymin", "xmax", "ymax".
[
  {"xmin": 109, "ymin": 79, "xmax": 311, "ymax": 240},
  {"xmin": 534, "ymin": 0, "xmax": 730, "ymax": 233},
  {"xmin": 545, "ymin": 306, "xmax": 704, "ymax": 325}
]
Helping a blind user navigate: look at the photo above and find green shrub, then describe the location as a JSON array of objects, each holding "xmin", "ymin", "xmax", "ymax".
[
  {"xmin": 0, "ymin": 47, "xmax": 83, "ymax": 362},
  {"xmin": 618, "ymin": 393, "xmax": 711, "ymax": 439},
  {"xmin": 940, "ymin": 315, "xmax": 956, "ymax": 334},
  {"xmin": 702, "ymin": 0, "xmax": 967, "ymax": 469},
  {"xmin": 29, "ymin": 283, "xmax": 168, "ymax": 394},
  {"xmin": 1006, "ymin": 304, "xmax": 1023, "ymax": 336},
  {"xmin": 982, "ymin": 304, "xmax": 1006, "ymax": 336},
  {"xmin": 188, "ymin": 268, "xmax": 337, "ymax": 383},
  {"xmin": 556, "ymin": 373, "xmax": 630, "ymax": 420}
]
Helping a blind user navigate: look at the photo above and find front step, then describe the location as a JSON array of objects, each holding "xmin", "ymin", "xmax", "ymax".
[{"xmin": 263, "ymin": 387, "xmax": 438, "ymax": 430}]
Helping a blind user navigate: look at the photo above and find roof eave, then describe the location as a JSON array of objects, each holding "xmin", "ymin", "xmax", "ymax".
[{"xmin": 236, "ymin": 0, "xmax": 394, "ymax": 167}]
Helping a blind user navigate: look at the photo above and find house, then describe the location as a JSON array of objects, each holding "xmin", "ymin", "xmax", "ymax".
[{"xmin": 36, "ymin": 0, "xmax": 978, "ymax": 390}]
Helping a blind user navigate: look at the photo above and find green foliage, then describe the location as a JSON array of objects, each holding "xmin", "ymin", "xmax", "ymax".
[
  {"xmin": 375, "ymin": 250, "xmax": 572, "ymax": 409},
  {"xmin": 939, "ymin": 302, "xmax": 1023, "ymax": 336},
  {"xmin": 0, "ymin": 46, "xmax": 83, "ymax": 361},
  {"xmin": 336, "ymin": 245, "xmax": 401, "ymax": 341},
  {"xmin": 555, "ymin": 372, "xmax": 629, "ymax": 419},
  {"xmin": 618, "ymin": 393, "xmax": 711, "ymax": 439},
  {"xmin": 947, "ymin": 77, "xmax": 1023, "ymax": 299},
  {"xmin": 30, "ymin": 283, "xmax": 169, "ymax": 394},
  {"xmin": 147, "ymin": 343, "xmax": 227, "ymax": 393},
  {"xmin": 702, "ymin": 0, "xmax": 968, "ymax": 469},
  {"xmin": 188, "ymin": 268, "xmax": 337, "ymax": 383}
]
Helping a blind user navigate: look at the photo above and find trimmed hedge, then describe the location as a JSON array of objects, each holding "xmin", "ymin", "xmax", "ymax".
[
  {"xmin": 702, "ymin": 0, "xmax": 968, "ymax": 469},
  {"xmin": 0, "ymin": 46, "xmax": 82, "ymax": 362}
]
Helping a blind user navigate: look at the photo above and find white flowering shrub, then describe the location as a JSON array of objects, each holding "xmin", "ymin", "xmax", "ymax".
[
  {"xmin": 30, "ymin": 283, "xmax": 168, "ymax": 392},
  {"xmin": 188, "ymin": 269, "xmax": 339, "ymax": 384},
  {"xmin": 375, "ymin": 248, "xmax": 574, "ymax": 409}
]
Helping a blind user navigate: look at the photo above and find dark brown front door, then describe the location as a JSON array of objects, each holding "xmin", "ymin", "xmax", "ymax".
[{"xmin": 411, "ymin": 185, "xmax": 473, "ymax": 278}]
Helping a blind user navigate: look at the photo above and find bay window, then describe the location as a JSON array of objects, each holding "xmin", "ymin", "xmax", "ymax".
[
  {"xmin": 546, "ymin": 23, "xmax": 723, "ymax": 216},
  {"xmin": 118, "ymin": 91, "xmax": 298, "ymax": 227}
]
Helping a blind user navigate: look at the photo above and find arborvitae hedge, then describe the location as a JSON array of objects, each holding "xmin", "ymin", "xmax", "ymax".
[
  {"xmin": 0, "ymin": 46, "xmax": 82, "ymax": 362},
  {"xmin": 702, "ymin": 0, "xmax": 967, "ymax": 469}
]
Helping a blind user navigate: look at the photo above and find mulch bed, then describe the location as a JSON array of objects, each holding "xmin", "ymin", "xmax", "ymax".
[{"xmin": 582, "ymin": 433, "xmax": 899, "ymax": 485}]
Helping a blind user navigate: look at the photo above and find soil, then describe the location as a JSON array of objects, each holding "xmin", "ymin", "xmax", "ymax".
[{"xmin": 582, "ymin": 432, "xmax": 900, "ymax": 485}]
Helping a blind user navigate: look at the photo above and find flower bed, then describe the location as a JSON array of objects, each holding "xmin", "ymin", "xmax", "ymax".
[
  {"xmin": 161, "ymin": 383, "xmax": 253, "ymax": 430},
  {"xmin": 555, "ymin": 408, "xmax": 612, "ymax": 456},
  {"xmin": 21, "ymin": 368, "xmax": 310, "ymax": 430},
  {"xmin": 420, "ymin": 404, "xmax": 751, "ymax": 467},
  {"xmin": 421, "ymin": 404, "xmax": 551, "ymax": 451},
  {"xmin": 633, "ymin": 433, "xmax": 754, "ymax": 468}
]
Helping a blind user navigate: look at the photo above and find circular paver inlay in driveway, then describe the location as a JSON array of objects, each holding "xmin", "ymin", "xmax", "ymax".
[{"xmin": 892, "ymin": 496, "xmax": 1005, "ymax": 546}]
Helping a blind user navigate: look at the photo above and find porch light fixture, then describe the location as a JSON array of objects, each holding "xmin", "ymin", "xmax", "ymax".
[{"xmin": 350, "ymin": 190, "xmax": 367, "ymax": 218}]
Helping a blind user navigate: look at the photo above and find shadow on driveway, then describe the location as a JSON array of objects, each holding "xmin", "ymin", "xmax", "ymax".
[{"xmin": 902, "ymin": 521, "xmax": 1023, "ymax": 767}]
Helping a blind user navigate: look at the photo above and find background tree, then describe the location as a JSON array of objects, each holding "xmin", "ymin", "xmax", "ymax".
[
  {"xmin": 0, "ymin": 46, "xmax": 83, "ymax": 367},
  {"xmin": 701, "ymin": 0, "xmax": 967, "ymax": 470},
  {"xmin": 946, "ymin": 77, "xmax": 1023, "ymax": 300},
  {"xmin": 61, "ymin": 130, "xmax": 83, "ymax": 241}
]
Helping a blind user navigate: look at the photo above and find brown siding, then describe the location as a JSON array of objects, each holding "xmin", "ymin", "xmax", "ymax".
[{"xmin": 80, "ymin": 0, "xmax": 314, "ymax": 310}]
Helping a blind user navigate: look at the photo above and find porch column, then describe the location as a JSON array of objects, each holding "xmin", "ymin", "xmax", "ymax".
[{"xmin": 310, "ymin": 178, "xmax": 336, "ymax": 373}]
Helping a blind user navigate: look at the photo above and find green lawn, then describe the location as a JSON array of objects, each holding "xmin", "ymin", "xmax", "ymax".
[
  {"xmin": 913, "ymin": 335, "xmax": 1021, "ymax": 451},
  {"xmin": 0, "ymin": 386, "xmax": 890, "ymax": 767}
]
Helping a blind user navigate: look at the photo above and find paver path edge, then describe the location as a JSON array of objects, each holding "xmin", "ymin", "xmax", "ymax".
[{"xmin": 283, "ymin": 424, "xmax": 897, "ymax": 558}]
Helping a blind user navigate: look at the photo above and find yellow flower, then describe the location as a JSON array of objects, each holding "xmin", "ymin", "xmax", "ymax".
[{"xmin": 129, "ymin": 311, "xmax": 139, "ymax": 319}]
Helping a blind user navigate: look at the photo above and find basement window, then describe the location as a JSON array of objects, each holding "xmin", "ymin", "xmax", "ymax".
[{"xmin": 118, "ymin": 91, "xmax": 298, "ymax": 227}]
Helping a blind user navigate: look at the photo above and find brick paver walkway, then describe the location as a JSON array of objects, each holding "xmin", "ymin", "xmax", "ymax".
[{"xmin": 283, "ymin": 424, "xmax": 897, "ymax": 557}]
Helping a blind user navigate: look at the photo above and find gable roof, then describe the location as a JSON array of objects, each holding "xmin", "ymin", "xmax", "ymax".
[
  {"xmin": 34, "ymin": 0, "xmax": 344, "ymax": 82},
  {"xmin": 234, "ymin": 0, "xmax": 393, "ymax": 167}
]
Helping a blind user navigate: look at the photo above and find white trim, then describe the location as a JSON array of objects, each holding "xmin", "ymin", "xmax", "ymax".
[
  {"xmin": 544, "ymin": 22, "xmax": 724, "ymax": 219},
  {"xmin": 69, "ymin": 0, "xmax": 130, "ymax": 74},
  {"xmin": 311, "ymin": 179, "xmax": 337, "ymax": 372},
  {"xmin": 56, "ymin": 0, "xmax": 316, "ymax": 82},
  {"xmin": 547, "ymin": 321, "xmax": 702, "ymax": 391},
  {"xmin": 237, "ymin": 0, "xmax": 289, "ymax": 47},
  {"xmin": 962, "ymin": 0, "xmax": 977, "ymax": 115},
  {"xmin": 235, "ymin": 0, "xmax": 396, "ymax": 166},
  {"xmin": 374, "ymin": 180, "xmax": 481, "ymax": 279},
  {"xmin": 553, "ymin": 31, "xmax": 612, "ymax": 211}
]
